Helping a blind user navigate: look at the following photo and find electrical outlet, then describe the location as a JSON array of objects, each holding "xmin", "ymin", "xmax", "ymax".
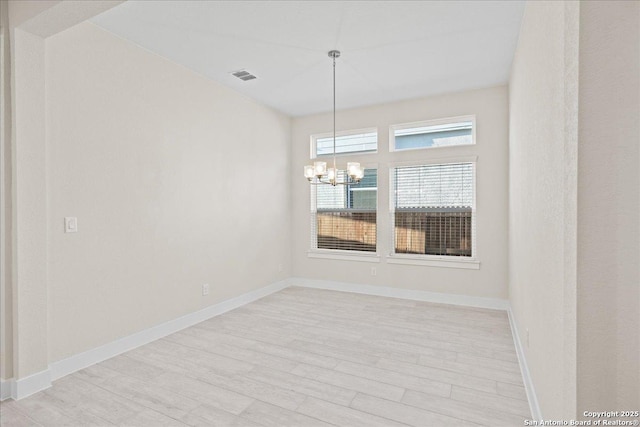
[
  {"xmin": 202, "ymin": 284, "xmax": 210, "ymax": 296},
  {"xmin": 64, "ymin": 217, "xmax": 78, "ymax": 233},
  {"xmin": 278, "ymin": 264, "xmax": 283, "ymax": 273},
  {"xmin": 371, "ymin": 267, "xmax": 377, "ymax": 276},
  {"xmin": 526, "ymin": 328, "xmax": 530, "ymax": 347}
]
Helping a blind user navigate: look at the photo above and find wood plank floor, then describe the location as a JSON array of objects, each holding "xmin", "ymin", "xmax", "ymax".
[{"xmin": 0, "ymin": 287, "xmax": 531, "ymax": 426}]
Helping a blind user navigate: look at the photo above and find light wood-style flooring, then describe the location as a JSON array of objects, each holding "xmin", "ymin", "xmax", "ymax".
[{"xmin": 1, "ymin": 287, "xmax": 531, "ymax": 426}]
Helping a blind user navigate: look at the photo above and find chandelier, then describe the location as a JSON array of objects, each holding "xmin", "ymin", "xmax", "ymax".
[{"xmin": 304, "ymin": 50, "xmax": 364, "ymax": 186}]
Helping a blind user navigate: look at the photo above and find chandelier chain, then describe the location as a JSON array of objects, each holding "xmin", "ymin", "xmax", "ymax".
[
  {"xmin": 303, "ymin": 50, "xmax": 362, "ymax": 186},
  {"xmin": 333, "ymin": 53, "xmax": 337, "ymax": 175}
]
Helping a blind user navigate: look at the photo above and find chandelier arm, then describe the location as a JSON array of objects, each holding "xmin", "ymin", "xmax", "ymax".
[
  {"xmin": 309, "ymin": 177, "xmax": 360, "ymax": 186},
  {"xmin": 310, "ymin": 182, "xmax": 352, "ymax": 186}
]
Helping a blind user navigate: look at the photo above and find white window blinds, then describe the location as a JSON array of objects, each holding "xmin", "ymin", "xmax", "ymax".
[
  {"xmin": 392, "ymin": 163, "xmax": 474, "ymax": 257},
  {"xmin": 312, "ymin": 169, "xmax": 377, "ymax": 252}
]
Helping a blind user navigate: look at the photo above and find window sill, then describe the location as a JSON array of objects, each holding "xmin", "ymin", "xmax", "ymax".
[
  {"xmin": 308, "ymin": 250, "xmax": 381, "ymax": 263},
  {"xmin": 386, "ymin": 255, "xmax": 480, "ymax": 269}
]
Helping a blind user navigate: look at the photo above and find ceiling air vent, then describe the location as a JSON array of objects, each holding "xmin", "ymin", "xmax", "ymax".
[{"xmin": 231, "ymin": 70, "xmax": 257, "ymax": 81}]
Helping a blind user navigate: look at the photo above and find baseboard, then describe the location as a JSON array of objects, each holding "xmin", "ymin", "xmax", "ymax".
[
  {"xmin": 0, "ymin": 378, "xmax": 12, "ymax": 401},
  {"xmin": 50, "ymin": 279, "xmax": 289, "ymax": 382},
  {"xmin": 4, "ymin": 369, "xmax": 52, "ymax": 400},
  {"xmin": 4, "ymin": 279, "xmax": 289, "ymax": 400},
  {"xmin": 507, "ymin": 307, "xmax": 542, "ymax": 421},
  {"xmin": 291, "ymin": 278, "xmax": 540, "ymax": 417},
  {"xmin": 7, "ymin": 277, "xmax": 521, "ymax": 404},
  {"xmin": 291, "ymin": 277, "xmax": 510, "ymax": 310}
]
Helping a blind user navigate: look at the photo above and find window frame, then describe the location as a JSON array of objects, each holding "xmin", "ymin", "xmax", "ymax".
[
  {"xmin": 387, "ymin": 156, "xmax": 479, "ymax": 269},
  {"xmin": 308, "ymin": 164, "xmax": 381, "ymax": 263},
  {"xmin": 311, "ymin": 127, "xmax": 379, "ymax": 159},
  {"xmin": 389, "ymin": 115, "xmax": 476, "ymax": 153}
]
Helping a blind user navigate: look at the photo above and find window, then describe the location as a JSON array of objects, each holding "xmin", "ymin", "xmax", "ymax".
[
  {"xmin": 313, "ymin": 129, "xmax": 377, "ymax": 157},
  {"xmin": 312, "ymin": 169, "xmax": 377, "ymax": 253},
  {"xmin": 391, "ymin": 117, "xmax": 474, "ymax": 151},
  {"xmin": 391, "ymin": 163, "xmax": 474, "ymax": 258}
]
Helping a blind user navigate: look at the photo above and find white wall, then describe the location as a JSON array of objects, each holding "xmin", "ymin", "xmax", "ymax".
[
  {"xmin": 11, "ymin": 27, "xmax": 49, "ymax": 381},
  {"xmin": 509, "ymin": 1, "xmax": 579, "ymax": 419},
  {"xmin": 509, "ymin": 0, "xmax": 640, "ymax": 418},
  {"xmin": 45, "ymin": 22, "xmax": 291, "ymax": 363},
  {"xmin": 291, "ymin": 86, "xmax": 509, "ymax": 299},
  {"xmin": 1, "ymin": 0, "xmax": 13, "ymax": 381},
  {"xmin": 576, "ymin": 0, "xmax": 639, "ymax": 411},
  {"xmin": 3, "ymin": 0, "xmax": 124, "ymax": 389}
]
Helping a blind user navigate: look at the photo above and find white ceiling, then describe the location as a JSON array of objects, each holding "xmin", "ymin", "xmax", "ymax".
[{"xmin": 90, "ymin": 1, "xmax": 525, "ymax": 117}]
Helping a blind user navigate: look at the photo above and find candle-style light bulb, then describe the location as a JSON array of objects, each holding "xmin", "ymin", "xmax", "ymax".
[
  {"xmin": 304, "ymin": 165, "xmax": 315, "ymax": 180},
  {"xmin": 314, "ymin": 161, "xmax": 327, "ymax": 177},
  {"xmin": 347, "ymin": 162, "xmax": 361, "ymax": 178},
  {"xmin": 327, "ymin": 167, "xmax": 336, "ymax": 182}
]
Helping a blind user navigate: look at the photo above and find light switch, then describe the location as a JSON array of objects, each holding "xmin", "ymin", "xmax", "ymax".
[{"xmin": 64, "ymin": 217, "xmax": 78, "ymax": 233}]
